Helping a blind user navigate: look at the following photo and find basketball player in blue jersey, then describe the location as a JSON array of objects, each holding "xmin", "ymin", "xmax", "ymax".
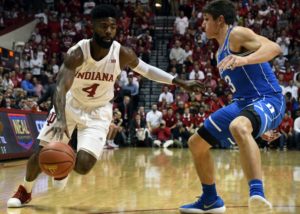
[{"xmin": 179, "ymin": 0, "xmax": 285, "ymax": 213}]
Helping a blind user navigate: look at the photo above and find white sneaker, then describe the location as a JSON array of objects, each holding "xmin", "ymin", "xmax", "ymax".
[
  {"xmin": 163, "ymin": 140, "xmax": 174, "ymax": 148},
  {"xmin": 153, "ymin": 140, "xmax": 161, "ymax": 147},
  {"xmin": 108, "ymin": 141, "xmax": 119, "ymax": 148},
  {"xmin": 249, "ymin": 195, "xmax": 272, "ymax": 213},
  {"xmin": 52, "ymin": 175, "xmax": 69, "ymax": 191}
]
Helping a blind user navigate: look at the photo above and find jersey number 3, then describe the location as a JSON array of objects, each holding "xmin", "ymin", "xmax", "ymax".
[
  {"xmin": 224, "ymin": 75, "xmax": 236, "ymax": 93},
  {"xmin": 82, "ymin": 83, "xmax": 100, "ymax": 97}
]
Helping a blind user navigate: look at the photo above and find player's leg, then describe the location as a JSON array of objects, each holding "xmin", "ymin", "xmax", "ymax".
[
  {"xmin": 6, "ymin": 146, "xmax": 42, "ymax": 208},
  {"xmin": 110, "ymin": 124, "xmax": 119, "ymax": 146},
  {"xmin": 74, "ymin": 150, "xmax": 97, "ymax": 174},
  {"xmin": 229, "ymin": 94, "xmax": 285, "ymax": 212},
  {"xmin": 179, "ymin": 132, "xmax": 225, "ymax": 214},
  {"xmin": 106, "ymin": 123, "xmax": 119, "ymax": 148},
  {"xmin": 106, "ymin": 123, "xmax": 114, "ymax": 140},
  {"xmin": 229, "ymin": 113, "xmax": 272, "ymax": 212},
  {"xmin": 74, "ymin": 126, "xmax": 107, "ymax": 174},
  {"xmin": 74, "ymin": 103, "xmax": 112, "ymax": 174},
  {"xmin": 229, "ymin": 113, "xmax": 263, "ymax": 186},
  {"xmin": 180, "ymin": 103, "xmax": 240, "ymax": 214}
]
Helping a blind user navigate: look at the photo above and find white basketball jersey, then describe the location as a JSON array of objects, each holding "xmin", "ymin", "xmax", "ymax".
[{"xmin": 67, "ymin": 39, "xmax": 121, "ymax": 108}]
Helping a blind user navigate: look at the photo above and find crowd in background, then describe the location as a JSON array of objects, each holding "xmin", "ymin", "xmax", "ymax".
[{"xmin": 0, "ymin": 0, "xmax": 299, "ymax": 150}]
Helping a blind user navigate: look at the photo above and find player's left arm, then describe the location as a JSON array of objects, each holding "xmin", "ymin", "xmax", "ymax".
[
  {"xmin": 218, "ymin": 26, "xmax": 282, "ymax": 71},
  {"xmin": 120, "ymin": 46, "xmax": 204, "ymax": 92}
]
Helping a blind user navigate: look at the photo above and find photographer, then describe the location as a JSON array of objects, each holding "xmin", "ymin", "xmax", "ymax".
[{"xmin": 152, "ymin": 120, "xmax": 173, "ymax": 148}]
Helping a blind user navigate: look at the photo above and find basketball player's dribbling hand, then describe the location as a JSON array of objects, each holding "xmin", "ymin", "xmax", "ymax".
[
  {"xmin": 218, "ymin": 55, "xmax": 249, "ymax": 71},
  {"xmin": 45, "ymin": 120, "xmax": 70, "ymax": 141},
  {"xmin": 180, "ymin": 80, "xmax": 205, "ymax": 93}
]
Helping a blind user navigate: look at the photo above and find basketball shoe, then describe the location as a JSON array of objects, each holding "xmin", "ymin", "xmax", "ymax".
[
  {"xmin": 249, "ymin": 195, "xmax": 272, "ymax": 213},
  {"xmin": 52, "ymin": 175, "xmax": 69, "ymax": 191},
  {"xmin": 179, "ymin": 196, "xmax": 226, "ymax": 213},
  {"xmin": 7, "ymin": 185, "xmax": 31, "ymax": 208}
]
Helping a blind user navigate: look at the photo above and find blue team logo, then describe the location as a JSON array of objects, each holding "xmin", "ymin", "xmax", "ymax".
[{"xmin": 8, "ymin": 114, "xmax": 34, "ymax": 150}]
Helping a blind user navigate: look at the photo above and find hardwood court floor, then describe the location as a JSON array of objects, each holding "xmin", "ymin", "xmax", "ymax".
[{"xmin": 1, "ymin": 148, "xmax": 300, "ymax": 214}]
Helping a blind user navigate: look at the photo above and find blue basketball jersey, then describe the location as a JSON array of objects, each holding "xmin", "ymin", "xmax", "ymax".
[{"xmin": 217, "ymin": 27, "xmax": 282, "ymax": 100}]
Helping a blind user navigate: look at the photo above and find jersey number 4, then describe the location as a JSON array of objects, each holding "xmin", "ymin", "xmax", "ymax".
[{"xmin": 82, "ymin": 83, "xmax": 100, "ymax": 97}]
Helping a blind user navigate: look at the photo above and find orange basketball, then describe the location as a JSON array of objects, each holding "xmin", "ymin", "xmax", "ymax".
[{"xmin": 39, "ymin": 142, "xmax": 76, "ymax": 178}]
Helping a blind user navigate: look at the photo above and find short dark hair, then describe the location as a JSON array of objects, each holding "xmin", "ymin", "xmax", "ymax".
[
  {"xmin": 91, "ymin": 4, "xmax": 117, "ymax": 20},
  {"xmin": 203, "ymin": 0, "xmax": 236, "ymax": 25}
]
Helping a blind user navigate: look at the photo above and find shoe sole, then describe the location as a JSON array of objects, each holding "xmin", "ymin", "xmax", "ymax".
[
  {"xmin": 179, "ymin": 206, "xmax": 226, "ymax": 213},
  {"xmin": 249, "ymin": 195, "xmax": 272, "ymax": 213}
]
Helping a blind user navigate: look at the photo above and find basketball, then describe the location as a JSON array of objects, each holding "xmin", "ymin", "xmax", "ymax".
[{"xmin": 39, "ymin": 142, "xmax": 76, "ymax": 178}]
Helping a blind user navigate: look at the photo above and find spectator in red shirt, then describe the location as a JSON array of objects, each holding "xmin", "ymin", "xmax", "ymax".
[
  {"xmin": 118, "ymin": 11, "xmax": 131, "ymax": 35},
  {"xmin": 194, "ymin": 106, "xmax": 209, "ymax": 127},
  {"xmin": 279, "ymin": 111, "xmax": 294, "ymax": 150},
  {"xmin": 47, "ymin": 15, "xmax": 60, "ymax": 34},
  {"xmin": 14, "ymin": 66, "xmax": 24, "ymax": 86},
  {"xmin": 152, "ymin": 120, "xmax": 173, "ymax": 148},
  {"xmin": 35, "ymin": 17, "xmax": 48, "ymax": 36},
  {"xmin": 163, "ymin": 108, "xmax": 177, "ymax": 130},
  {"xmin": 181, "ymin": 107, "xmax": 194, "ymax": 134},
  {"xmin": 208, "ymin": 93, "xmax": 225, "ymax": 112},
  {"xmin": 283, "ymin": 67, "xmax": 294, "ymax": 84},
  {"xmin": 48, "ymin": 32, "xmax": 61, "ymax": 54}
]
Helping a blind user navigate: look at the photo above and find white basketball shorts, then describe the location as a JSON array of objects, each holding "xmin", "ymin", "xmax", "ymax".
[{"xmin": 38, "ymin": 94, "xmax": 113, "ymax": 159}]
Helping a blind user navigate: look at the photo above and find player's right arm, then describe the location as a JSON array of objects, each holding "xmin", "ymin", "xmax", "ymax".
[{"xmin": 46, "ymin": 47, "xmax": 83, "ymax": 140}]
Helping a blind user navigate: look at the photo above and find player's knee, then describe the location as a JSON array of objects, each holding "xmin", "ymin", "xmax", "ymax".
[
  {"xmin": 187, "ymin": 132, "xmax": 211, "ymax": 154},
  {"xmin": 74, "ymin": 150, "xmax": 97, "ymax": 175},
  {"xmin": 229, "ymin": 117, "xmax": 252, "ymax": 137},
  {"xmin": 187, "ymin": 136, "xmax": 199, "ymax": 148}
]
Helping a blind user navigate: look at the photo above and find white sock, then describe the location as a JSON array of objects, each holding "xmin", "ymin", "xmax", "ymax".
[{"xmin": 23, "ymin": 177, "xmax": 35, "ymax": 193}]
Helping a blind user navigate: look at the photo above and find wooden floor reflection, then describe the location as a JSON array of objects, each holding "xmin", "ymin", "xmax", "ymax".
[{"xmin": 1, "ymin": 148, "xmax": 300, "ymax": 214}]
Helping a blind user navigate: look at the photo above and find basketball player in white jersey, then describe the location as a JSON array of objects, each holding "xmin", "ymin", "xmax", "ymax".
[{"xmin": 7, "ymin": 5, "xmax": 203, "ymax": 208}]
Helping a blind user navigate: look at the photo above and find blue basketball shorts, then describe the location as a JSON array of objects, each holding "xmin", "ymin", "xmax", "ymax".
[{"xmin": 203, "ymin": 93, "xmax": 285, "ymax": 144}]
